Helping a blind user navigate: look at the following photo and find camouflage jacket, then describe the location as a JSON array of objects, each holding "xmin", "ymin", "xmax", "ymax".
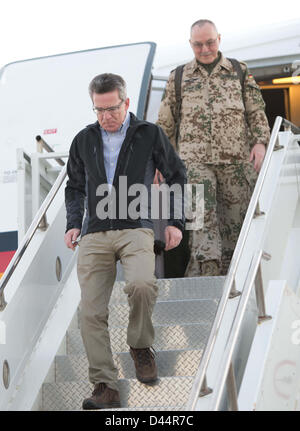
[{"xmin": 157, "ymin": 53, "xmax": 270, "ymax": 165}]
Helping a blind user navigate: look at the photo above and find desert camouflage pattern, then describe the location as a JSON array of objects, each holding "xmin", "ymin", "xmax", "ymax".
[
  {"xmin": 184, "ymin": 162, "xmax": 257, "ymax": 276},
  {"xmin": 157, "ymin": 52, "xmax": 269, "ymax": 277},
  {"xmin": 157, "ymin": 53, "xmax": 270, "ymax": 165}
]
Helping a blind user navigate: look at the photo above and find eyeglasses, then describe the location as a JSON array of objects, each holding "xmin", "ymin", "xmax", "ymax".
[
  {"xmin": 93, "ymin": 100, "xmax": 124, "ymax": 115},
  {"xmin": 190, "ymin": 37, "xmax": 219, "ymax": 50}
]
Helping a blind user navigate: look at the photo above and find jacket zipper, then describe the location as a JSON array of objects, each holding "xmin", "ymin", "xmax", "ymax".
[
  {"xmin": 93, "ymin": 129, "xmax": 114, "ymax": 229},
  {"xmin": 93, "ymin": 124, "xmax": 140, "ymax": 229},
  {"xmin": 122, "ymin": 142, "xmax": 134, "ymax": 175}
]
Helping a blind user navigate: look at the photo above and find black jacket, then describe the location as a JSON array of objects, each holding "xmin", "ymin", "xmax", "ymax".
[{"xmin": 65, "ymin": 113, "xmax": 187, "ymax": 236}]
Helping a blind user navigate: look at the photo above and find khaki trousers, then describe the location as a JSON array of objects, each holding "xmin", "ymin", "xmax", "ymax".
[{"xmin": 77, "ymin": 228, "xmax": 157, "ymax": 391}]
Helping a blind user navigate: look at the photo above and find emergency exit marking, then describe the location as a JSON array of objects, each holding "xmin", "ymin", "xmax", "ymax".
[{"xmin": 43, "ymin": 129, "xmax": 57, "ymax": 135}]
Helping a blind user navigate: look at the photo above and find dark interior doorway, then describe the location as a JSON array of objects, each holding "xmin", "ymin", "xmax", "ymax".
[{"xmin": 261, "ymin": 87, "xmax": 289, "ymax": 130}]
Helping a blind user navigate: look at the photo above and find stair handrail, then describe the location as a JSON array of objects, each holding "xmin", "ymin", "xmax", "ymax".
[
  {"xmin": 0, "ymin": 165, "xmax": 67, "ymax": 311},
  {"xmin": 281, "ymin": 119, "xmax": 300, "ymax": 135},
  {"xmin": 210, "ymin": 249, "xmax": 265, "ymax": 410},
  {"xmin": 186, "ymin": 116, "xmax": 298, "ymax": 410},
  {"xmin": 35, "ymin": 135, "xmax": 65, "ymax": 166}
]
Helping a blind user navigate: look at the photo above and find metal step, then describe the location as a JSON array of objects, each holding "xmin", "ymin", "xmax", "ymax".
[
  {"xmin": 41, "ymin": 276, "xmax": 224, "ymax": 411},
  {"xmin": 55, "ymin": 349, "xmax": 203, "ymax": 382},
  {"xmin": 108, "ymin": 299, "xmax": 218, "ymax": 327},
  {"xmin": 75, "ymin": 299, "xmax": 219, "ymax": 329},
  {"xmin": 100, "ymin": 406, "xmax": 186, "ymax": 411},
  {"xmin": 110, "ymin": 276, "xmax": 224, "ymax": 304},
  {"xmin": 67, "ymin": 322, "xmax": 212, "ymax": 354},
  {"xmin": 42, "ymin": 377, "xmax": 194, "ymax": 411}
]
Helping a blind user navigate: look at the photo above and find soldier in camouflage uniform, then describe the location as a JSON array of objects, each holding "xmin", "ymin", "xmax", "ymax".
[{"xmin": 157, "ymin": 19, "xmax": 270, "ymax": 276}]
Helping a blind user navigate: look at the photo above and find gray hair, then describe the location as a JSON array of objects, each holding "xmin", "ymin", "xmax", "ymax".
[
  {"xmin": 88, "ymin": 73, "xmax": 127, "ymax": 100},
  {"xmin": 191, "ymin": 19, "xmax": 218, "ymax": 34}
]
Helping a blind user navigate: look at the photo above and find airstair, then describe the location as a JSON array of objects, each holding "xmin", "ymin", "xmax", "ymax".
[
  {"xmin": 42, "ymin": 277, "xmax": 223, "ymax": 410},
  {"xmin": 0, "ymin": 116, "xmax": 300, "ymax": 411}
]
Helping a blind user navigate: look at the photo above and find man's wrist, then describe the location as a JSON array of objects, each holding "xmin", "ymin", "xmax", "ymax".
[
  {"xmin": 167, "ymin": 220, "xmax": 184, "ymax": 233},
  {"xmin": 65, "ymin": 225, "xmax": 81, "ymax": 234}
]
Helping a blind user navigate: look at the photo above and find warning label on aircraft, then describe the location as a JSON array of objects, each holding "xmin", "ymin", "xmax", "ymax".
[
  {"xmin": 43, "ymin": 129, "xmax": 57, "ymax": 135},
  {"xmin": 0, "ymin": 170, "xmax": 17, "ymax": 184}
]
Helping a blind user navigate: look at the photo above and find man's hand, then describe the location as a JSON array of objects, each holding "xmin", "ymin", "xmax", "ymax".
[
  {"xmin": 164, "ymin": 225, "xmax": 182, "ymax": 251},
  {"xmin": 153, "ymin": 169, "xmax": 164, "ymax": 186},
  {"xmin": 64, "ymin": 228, "xmax": 81, "ymax": 251},
  {"xmin": 249, "ymin": 143, "xmax": 266, "ymax": 173}
]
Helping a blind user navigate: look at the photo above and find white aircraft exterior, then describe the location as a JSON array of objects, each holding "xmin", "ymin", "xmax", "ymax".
[
  {"xmin": 147, "ymin": 19, "xmax": 300, "ymax": 126},
  {"xmin": 0, "ymin": 21, "xmax": 300, "ymax": 412}
]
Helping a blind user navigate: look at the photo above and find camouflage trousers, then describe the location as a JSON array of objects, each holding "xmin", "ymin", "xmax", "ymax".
[{"xmin": 185, "ymin": 162, "xmax": 257, "ymax": 277}]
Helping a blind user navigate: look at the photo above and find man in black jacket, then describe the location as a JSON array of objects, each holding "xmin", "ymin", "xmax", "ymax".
[{"xmin": 64, "ymin": 73, "xmax": 187, "ymax": 410}]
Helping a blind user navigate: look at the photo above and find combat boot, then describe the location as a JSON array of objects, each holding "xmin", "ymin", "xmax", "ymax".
[{"xmin": 201, "ymin": 259, "xmax": 221, "ymax": 276}]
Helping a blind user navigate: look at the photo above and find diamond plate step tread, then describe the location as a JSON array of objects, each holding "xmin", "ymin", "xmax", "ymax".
[
  {"xmin": 75, "ymin": 299, "xmax": 219, "ymax": 329},
  {"xmin": 111, "ymin": 277, "xmax": 224, "ymax": 304},
  {"xmin": 71, "ymin": 406, "xmax": 186, "ymax": 411},
  {"xmin": 55, "ymin": 349, "xmax": 203, "ymax": 382},
  {"xmin": 67, "ymin": 322, "xmax": 212, "ymax": 354},
  {"xmin": 42, "ymin": 377, "xmax": 194, "ymax": 411},
  {"xmin": 111, "ymin": 299, "xmax": 218, "ymax": 327},
  {"xmin": 42, "ymin": 277, "xmax": 223, "ymax": 411}
]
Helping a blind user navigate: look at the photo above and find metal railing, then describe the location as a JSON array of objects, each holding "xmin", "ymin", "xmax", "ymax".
[
  {"xmin": 281, "ymin": 119, "xmax": 300, "ymax": 135},
  {"xmin": 186, "ymin": 116, "xmax": 300, "ymax": 410},
  {"xmin": 36, "ymin": 135, "xmax": 65, "ymax": 166},
  {"xmin": 30, "ymin": 150, "xmax": 68, "ymax": 228},
  {"xmin": 211, "ymin": 249, "xmax": 271, "ymax": 410},
  {"xmin": 0, "ymin": 165, "xmax": 67, "ymax": 311},
  {"xmin": 16, "ymin": 141, "xmax": 68, "ymax": 240}
]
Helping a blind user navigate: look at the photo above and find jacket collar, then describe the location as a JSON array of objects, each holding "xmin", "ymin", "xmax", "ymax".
[
  {"xmin": 86, "ymin": 111, "xmax": 148, "ymax": 130},
  {"xmin": 189, "ymin": 52, "xmax": 232, "ymax": 74}
]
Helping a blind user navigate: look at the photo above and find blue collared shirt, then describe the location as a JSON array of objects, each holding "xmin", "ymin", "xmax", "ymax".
[{"xmin": 100, "ymin": 111, "xmax": 130, "ymax": 187}]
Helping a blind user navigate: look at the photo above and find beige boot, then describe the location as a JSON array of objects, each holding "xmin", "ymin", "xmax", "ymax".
[{"xmin": 201, "ymin": 260, "xmax": 221, "ymax": 276}]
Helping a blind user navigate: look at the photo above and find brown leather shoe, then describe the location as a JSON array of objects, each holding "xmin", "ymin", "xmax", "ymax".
[
  {"xmin": 82, "ymin": 382, "xmax": 120, "ymax": 410},
  {"xmin": 130, "ymin": 347, "xmax": 158, "ymax": 384}
]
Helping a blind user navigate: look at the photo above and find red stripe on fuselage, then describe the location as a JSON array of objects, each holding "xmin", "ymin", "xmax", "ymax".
[{"xmin": 0, "ymin": 250, "xmax": 16, "ymax": 274}]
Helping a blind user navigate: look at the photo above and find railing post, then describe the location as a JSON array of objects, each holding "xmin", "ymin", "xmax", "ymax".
[
  {"xmin": 226, "ymin": 362, "xmax": 238, "ymax": 411},
  {"xmin": 273, "ymin": 135, "xmax": 284, "ymax": 151},
  {"xmin": 199, "ymin": 374, "xmax": 213, "ymax": 397},
  {"xmin": 254, "ymin": 201, "xmax": 265, "ymax": 218},
  {"xmin": 38, "ymin": 214, "xmax": 49, "ymax": 231},
  {"xmin": 32, "ymin": 150, "xmax": 49, "ymax": 231},
  {"xmin": 0, "ymin": 291, "xmax": 7, "ymax": 312},
  {"xmin": 229, "ymin": 279, "xmax": 241, "ymax": 299},
  {"xmin": 254, "ymin": 262, "xmax": 272, "ymax": 323},
  {"xmin": 31, "ymin": 153, "xmax": 41, "ymax": 220}
]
